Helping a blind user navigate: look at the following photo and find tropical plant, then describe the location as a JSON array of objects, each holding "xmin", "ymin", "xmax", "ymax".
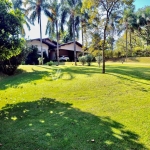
[
  {"xmin": 45, "ymin": 0, "xmax": 67, "ymax": 65},
  {"xmin": 25, "ymin": 0, "xmax": 50, "ymax": 65},
  {"xmin": 136, "ymin": 6, "xmax": 150, "ymax": 46},
  {"xmin": 64, "ymin": 0, "xmax": 82, "ymax": 65},
  {"xmin": 11, "ymin": 0, "xmax": 31, "ymax": 36},
  {"xmin": 122, "ymin": 8, "xmax": 137, "ymax": 59},
  {"xmin": 80, "ymin": 11, "xmax": 90, "ymax": 55}
]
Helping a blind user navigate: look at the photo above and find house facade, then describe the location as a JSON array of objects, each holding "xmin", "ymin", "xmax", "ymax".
[
  {"xmin": 59, "ymin": 41, "xmax": 83, "ymax": 61},
  {"xmin": 27, "ymin": 38, "xmax": 83, "ymax": 62}
]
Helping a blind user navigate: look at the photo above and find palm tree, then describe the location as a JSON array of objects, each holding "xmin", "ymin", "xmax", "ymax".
[
  {"xmin": 64, "ymin": 0, "xmax": 82, "ymax": 65},
  {"xmin": 136, "ymin": 13, "xmax": 150, "ymax": 46},
  {"xmin": 11, "ymin": 0, "xmax": 31, "ymax": 37},
  {"xmin": 25, "ymin": 0, "xmax": 50, "ymax": 65},
  {"xmin": 108, "ymin": 12, "xmax": 122, "ymax": 51},
  {"xmin": 44, "ymin": 0, "xmax": 67, "ymax": 65},
  {"xmin": 123, "ymin": 8, "xmax": 135, "ymax": 61},
  {"xmin": 81, "ymin": 11, "xmax": 89, "ymax": 55}
]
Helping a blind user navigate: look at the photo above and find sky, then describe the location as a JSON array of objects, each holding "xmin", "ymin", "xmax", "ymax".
[
  {"xmin": 133, "ymin": 0, "xmax": 150, "ymax": 11},
  {"xmin": 25, "ymin": 0, "xmax": 150, "ymax": 42}
]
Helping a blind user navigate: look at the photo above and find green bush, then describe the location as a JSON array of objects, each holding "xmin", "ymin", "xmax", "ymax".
[
  {"xmin": 47, "ymin": 61, "xmax": 53, "ymax": 66},
  {"xmin": 95, "ymin": 56, "xmax": 102, "ymax": 66},
  {"xmin": 78, "ymin": 56, "xmax": 87, "ymax": 66},
  {"xmin": 0, "ymin": 46, "xmax": 31, "ymax": 75},
  {"xmin": 85, "ymin": 54, "xmax": 93, "ymax": 66}
]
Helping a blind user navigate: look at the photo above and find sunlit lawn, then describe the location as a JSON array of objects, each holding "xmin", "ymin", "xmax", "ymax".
[{"xmin": 0, "ymin": 63, "xmax": 150, "ymax": 149}]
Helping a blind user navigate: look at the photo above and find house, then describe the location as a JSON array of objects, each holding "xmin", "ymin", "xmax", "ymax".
[
  {"xmin": 59, "ymin": 41, "xmax": 83, "ymax": 61},
  {"xmin": 27, "ymin": 38, "xmax": 83, "ymax": 62},
  {"xmin": 27, "ymin": 38, "xmax": 56, "ymax": 58}
]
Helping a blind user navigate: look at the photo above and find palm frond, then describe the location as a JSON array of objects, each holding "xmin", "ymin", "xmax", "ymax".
[
  {"xmin": 29, "ymin": 11, "xmax": 37, "ymax": 25},
  {"xmin": 45, "ymin": 21, "xmax": 52, "ymax": 36},
  {"xmin": 24, "ymin": 0, "xmax": 36, "ymax": 7},
  {"xmin": 61, "ymin": 9, "xmax": 68, "ymax": 32},
  {"xmin": 44, "ymin": 9, "xmax": 51, "ymax": 17},
  {"xmin": 67, "ymin": 0, "xmax": 74, "ymax": 7},
  {"xmin": 25, "ymin": 5, "xmax": 36, "ymax": 15},
  {"xmin": 42, "ymin": 2, "xmax": 51, "ymax": 10},
  {"xmin": 12, "ymin": 0, "xmax": 23, "ymax": 9},
  {"xmin": 25, "ymin": 20, "xmax": 31, "ymax": 31}
]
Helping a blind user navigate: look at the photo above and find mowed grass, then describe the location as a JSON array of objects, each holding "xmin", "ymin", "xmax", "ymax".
[{"xmin": 0, "ymin": 63, "xmax": 150, "ymax": 150}]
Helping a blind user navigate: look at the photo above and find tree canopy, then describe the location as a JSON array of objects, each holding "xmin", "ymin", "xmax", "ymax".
[
  {"xmin": 82, "ymin": 0, "xmax": 134, "ymax": 73},
  {"xmin": 0, "ymin": 0, "xmax": 25, "ymax": 61}
]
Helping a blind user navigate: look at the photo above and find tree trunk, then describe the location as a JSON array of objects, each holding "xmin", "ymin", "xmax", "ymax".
[
  {"xmin": 125, "ymin": 27, "xmax": 128, "ymax": 62},
  {"xmin": 56, "ymin": 21, "xmax": 59, "ymax": 66},
  {"xmin": 39, "ymin": 13, "xmax": 43, "ymax": 65},
  {"xmin": 81, "ymin": 21, "xmax": 84, "ymax": 56},
  {"xmin": 130, "ymin": 29, "xmax": 132, "ymax": 56},
  {"xmin": 73, "ymin": 16, "xmax": 77, "ymax": 66},
  {"xmin": 102, "ymin": 20, "xmax": 108, "ymax": 73}
]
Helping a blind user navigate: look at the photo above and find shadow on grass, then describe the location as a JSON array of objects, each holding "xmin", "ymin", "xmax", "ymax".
[
  {"xmin": 37, "ymin": 65, "xmax": 101, "ymax": 77},
  {"xmin": 0, "ymin": 98, "xmax": 147, "ymax": 150},
  {"xmin": 1, "ymin": 64, "xmax": 150, "ymax": 90},
  {"xmin": 0, "ymin": 68, "xmax": 51, "ymax": 90},
  {"xmin": 127, "ymin": 57, "xmax": 140, "ymax": 62},
  {"xmin": 0, "ymin": 65, "xmax": 101, "ymax": 90},
  {"xmin": 107, "ymin": 65, "xmax": 150, "ymax": 83}
]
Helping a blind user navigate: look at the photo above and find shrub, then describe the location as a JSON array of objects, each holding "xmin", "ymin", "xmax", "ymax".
[
  {"xmin": 47, "ymin": 61, "xmax": 53, "ymax": 66},
  {"xmin": 95, "ymin": 56, "xmax": 102, "ymax": 66},
  {"xmin": 0, "ymin": 46, "xmax": 31, "ymax": 75},
  {"xmin": 85, "ymin": 54, "xmax": 93, "ymax": 66},
  {"xmin": 78, "ymin": 56, "xmax": 87, "ymax": 66},
  {"xmin": 0, "ymin": 54, "xmax": 23, "ymax": 75},
  {"xmin": 25, "ymin": 46, "xmax": 39, "ymax": 65},
  {"xmin": 38, "ymin": 57, "xmax": 45, "ymax": 65}
]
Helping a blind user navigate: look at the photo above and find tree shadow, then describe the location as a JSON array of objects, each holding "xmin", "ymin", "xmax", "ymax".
[
  {"xmin": 107, "ymin": 65, "xmax": 150, "ymax": 82},
  {"xmin": 127, "ymin": 57, "xmax": 139, "ymax": 62},
  {"xmin": 61, "ymin": 66, "xmax": 101, "ymax": 78},
  {"xmin": 0, "ymin": 98, "xmax": 147, "ymax": 150},
  {"xmin": 0, "ymin": 65, "xmax": 101, "ymax": 90},
  {"xmin": 0, "ymin": 68, "xmax": 50, "ymax": 90}
]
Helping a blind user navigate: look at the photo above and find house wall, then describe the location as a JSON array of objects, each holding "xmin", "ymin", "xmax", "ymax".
[
  {"xmin": 49, "ymin": 50, "xmax": 56, "ymax": 61},
  {"xmin": 59, "ymin": 50, "xmax": 69, "ymax": 56},
  {"xmin": 59, "ymin": 49, "xmax": 82, "ymax": 61},
  {"xmin": 27, "ymin": 40, "xmax": 49, "ymax": 56},
  {"xmin": 60, "ymin": 43, "xmax": 82, "ymax": 52}
]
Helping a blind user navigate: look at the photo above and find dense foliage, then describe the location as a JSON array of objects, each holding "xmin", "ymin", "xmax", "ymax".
[{"xmin": 0, "ymin": 0, "xmax": 25, "ymax": 75}]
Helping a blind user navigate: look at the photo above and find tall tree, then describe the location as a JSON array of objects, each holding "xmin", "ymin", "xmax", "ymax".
[
  {"xmin": 123, "ymin": 8, "xmax": 137, "ymax": 60},
  {"xmin": 11, "ymin": 0, "xmax": 31, "ymax": 36},
  {"xmin": 82, "ymin": 0, "xmax": 134, "ymax": 73},
  {"xmin": 64, "ymin": 0, "xmax": 82, "ymax": 65},
  {"xmin": 45, "ymin": 0, "xmax": 67, "ymax": 65},
  {"xmin": 0, "ymin": 0, "xmax": 26, "ymax": 75},
  {"xmin": 0, "ymin": 0, "xmax": 25, "ymax": 60},
  {"xmin": 25, "ymin": 0, "xmax": 50, "ymax": 65},
  {"xmin": 136, "ymin": 6, "xmax": 150, "ymax": 46},
  {"xmin": 81, "ymin": 11, "xmax": 89, "ymax": 55}
]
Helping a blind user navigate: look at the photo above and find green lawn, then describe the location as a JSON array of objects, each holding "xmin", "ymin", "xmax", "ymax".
[{"xmin": 0, "ymin": 63, "xmax": 150, "ymax": 150}]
